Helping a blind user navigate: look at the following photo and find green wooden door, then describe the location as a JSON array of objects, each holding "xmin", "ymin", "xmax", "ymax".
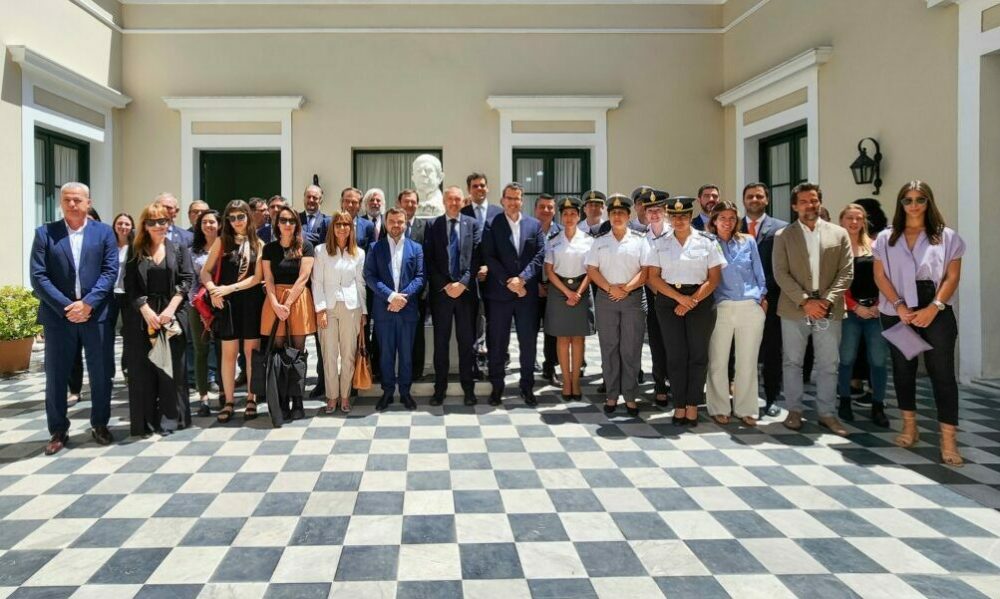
[{"xmin": 200, "ymin": 150, "xmax": 281, "ymax": 211}]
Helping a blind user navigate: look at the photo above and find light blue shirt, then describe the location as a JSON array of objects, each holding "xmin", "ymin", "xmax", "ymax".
[{"xmin": 714, "ymin": 235, "xmax": 767, "ymax": 303}]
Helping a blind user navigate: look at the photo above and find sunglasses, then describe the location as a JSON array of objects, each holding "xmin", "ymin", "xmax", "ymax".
[
  {"xmin": 277, "ymin": 217, "xmax": 298, "ymax": 226},
  {"xmin": 900, "ymin": 197, "xmax": 928, "ymax": 206},
  {"xmin": 227, "ymin": 213, "xmax": 248, "ymax": 222},
  {"xmin": 334, "ymin": 222, "xmax": 352, "ymax": 228},
  {"xmin": 144, "ymin": 218, "xmax": 169, "ymax": 227}
]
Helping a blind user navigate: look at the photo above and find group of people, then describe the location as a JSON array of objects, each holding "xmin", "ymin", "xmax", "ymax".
[{"xmin": 30, "ymin": 173, "xmax": 966, "ymax": 467}]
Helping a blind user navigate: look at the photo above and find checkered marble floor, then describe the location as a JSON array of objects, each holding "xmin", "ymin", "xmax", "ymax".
[{"xmin": 1, "ymin": 337, "xmax": 1000, "ymax": 599}]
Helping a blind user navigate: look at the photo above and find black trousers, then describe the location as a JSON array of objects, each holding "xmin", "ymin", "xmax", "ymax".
[
  {"xmin": 125, "ymin": 324, "xmax": 190, "ymax": 436},
  {"xmin": 537, "ymin": 289, "xmax": 558, "ymax": 375},
  {"xmin": 881, "ymin": 309, "xmax": 959, "ymax": 425},
  {"xmin": 759, "ymin": 295, "xmax": 783, "ymax": 404},
  {"xmin": 656, "ymin": 290, "xmax": 716, "ymax": 409},
  {"xmin": 645, "ymin": 286, "xmax": 669, "ymax": 395},
  {"xmin": 430, "ymin": 291, "xmax": 478, "ymax": 394},
  {"xmin": 413, "ymin": 296, "xmax": 427, "ymax": 380},
  {"xmin": 365, "ymin": 293, "xmax": 381, "ymax": 379}
]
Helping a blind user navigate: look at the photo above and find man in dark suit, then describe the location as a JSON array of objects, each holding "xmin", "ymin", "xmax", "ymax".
[
  {"xmin": 365, "ymin": 207, "xmax": 425, "ymax": 411},
  {"xmin": 257, "ymin": 195, "xmax": 289, "ymax": 244},
  {"xmin": 482, "ymin": 182, "xmax": 546, "ymax": 406},
  {"xmin": 30, "ymin": 182, "xmax": 119, "ymax": 455},
  {"xmin": 300, "ymin": 184, "xmax": 331, "ymax": 246},
  {"xmin": 186, "ymin": 200, "xmax": 209, "ymax": 235},
  {"xmin": 156, "ymin": 192, "xmax": 194, "ymax": 247},
  {"xmin": 362, "ymin": 188, "xmax": 387, "ymax": 244},
  {"xmin": 740, "ymin": 182, "xmax": 789, "ymax": 418},
  {"xmin": 692, "ymin": 184, "xmax": 720, "ymax": 231},
  {"xmin": 461, "ymin": 173, "xmax": 502, "ymax": 378},
  {"xmin": 424, "ymin": 186, "xmax": 482, "ymax": 406},
  {"xmin": 399, "ymin": 189, "xmax": 429, "ymax": 380},
  {"xmin": 534, "ymin": 193, "xmax": 562, "ymax": 385}
]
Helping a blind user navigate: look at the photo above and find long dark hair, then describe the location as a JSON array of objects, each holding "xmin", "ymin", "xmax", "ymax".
[
  {"xmin": 220, "ymin": 199, "xmax": 260, "ymax": 255},
  {"xmin": 111, "ymin": 212, "xmax": 135, "ymax": 246},
  {"xmin": 192, "ymin": 209, "xmax": 220, "ymax": 254},
  {"xmin": 274, "ymin": 206, "xmax": 304, "ymax": 259},
  {"xmin": 888, "ymin": 180, "xmax": 946, "ymax": 246}
]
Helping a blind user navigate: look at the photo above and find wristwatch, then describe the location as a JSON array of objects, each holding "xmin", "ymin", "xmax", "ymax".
[
  {"xmin": 932, "ymin": 300, "xmax": 946, "ymax": 311},
  {"xmin": 892, "ymin": 298, "xmax": 906, "ymax": 308}
]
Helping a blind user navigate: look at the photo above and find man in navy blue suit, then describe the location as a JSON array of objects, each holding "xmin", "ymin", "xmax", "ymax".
[
  {"xmin": 461, "ymin": 173, "xmax": 502, "ymax": 376},
  {"xmin": 300, "ymin": 184, "xmax": 331, "ymax": 246},
  {"xmin": 424, "ymin": 186, "xmax": 482, "ymax": 406},
  {"xmin": 481, "ymin": 182, "xmax": 546, "ymax": 406},
  {"xmin": 365, "ymin": 207, "xmax": 425, "ymax": 411},
  {"xmin": 257, "ymin": 195, "xmax": 289, "ymax": 243},
  {"xmin": 691, "ymin": 184, "xmax": 720, "ymax": 231},
  {"xmin": 156, "ymin": 192, "xmax": 194, "ymax": 248},
  {"xmin": 30, "ymin": 182, "xmax": 119, "ymax": 455}
]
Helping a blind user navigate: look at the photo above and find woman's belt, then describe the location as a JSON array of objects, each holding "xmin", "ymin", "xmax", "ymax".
[
  {"xmin": 552, "ymin": 273, "xmax": 587, "ymax": 287},
  {"xmin": 666, "ymin": 283, "xmax": 701, "ymax": 293}
]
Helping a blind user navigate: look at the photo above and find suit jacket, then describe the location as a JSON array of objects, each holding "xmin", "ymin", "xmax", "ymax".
[
  {"xmin": 257, "ymin": 223, "xmax": 274, "ymax": 244},
  {"xmin": 406, "ymin": 217, "xmax": 428, "ymax": 245},
  {"xmin": 741, "ymin": 214, "xmax": 788, "ymax": 300},
  {"xmin": 123, "ymin": 239, "xmax": 194, "ymax": 330},
  {"xmin": 364, "ymin": 236, "xmax": 425, "ymax": 322},
  {"xmin": 423, "ymin": 213, "xmax": 481, "ymax": 295},
  {"xmin": 481, "ymin": 213, "xmax": 546, "ymax": 302},
  {"xmin": 300, "ymin": 210, "xmax": 331, "ymax": 246},
  {"xmin": 355, "ymin": 216, "xmax": 375, "ymax": 252},
  {"xmin": 168, "ymin": 225, "xmax": 194, "ymax": 248},
  {"xmin": 692, "ymin": 213, "xmax": 710, "ymax": 231},
  {"xmin": 461, "ymin": 202, "xmax": 503, "ymax": 229},
  {"xmin": 772, "ymin": 219, "xmax": 854, "ymax": 320},
  {"xmin": 363, "ymin": 213, "xmax": 387, "ymax": 244},
  {"xmin": 30, "ymin": 220, "xmax": 119, "ymax": 326}
]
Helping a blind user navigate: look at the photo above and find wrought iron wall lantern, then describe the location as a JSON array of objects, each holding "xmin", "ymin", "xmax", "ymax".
[{"xmin": 850, "ymin": 137, "xmax": 882, "ymax": 195}]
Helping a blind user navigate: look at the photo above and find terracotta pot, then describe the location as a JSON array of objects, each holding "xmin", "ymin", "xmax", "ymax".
[{"xmin": 0, "ymin": 337, "xmax": 34, "ymax": 375}]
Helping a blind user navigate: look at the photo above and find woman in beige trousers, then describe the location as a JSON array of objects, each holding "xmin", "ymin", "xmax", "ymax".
[{"xmin": 312, "ymin": 210, "xmax": 367, "ymax": 413}]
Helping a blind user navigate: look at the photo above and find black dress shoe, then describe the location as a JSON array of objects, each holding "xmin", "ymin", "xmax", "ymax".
[
  {"xmin": 838, "ymin": 396, "xmax": 855, "ymax": 422},
  {"xmin": 871, "ymin": 403, "xmax": 890, "ymax": 428},
  {"xmin": 604, "ymin": 402, "xmax": 617, "ymax": 414},
  {"xmin": 376, "ymin": 393, "xmax": 394, "ymax": 411},
  {"xmin": 522, "ymin": 390, "xmax": 537, "ymax": 407},
  {"xmin": 464, "ymin": 394, "xmax": 478, "ymax": 406},
  {"xmin": 197, "ymin": 404, "xmax": 211, "ymax": 417},
  {"xmin": 44, "ymin": 432, "xmax": 68, "ymax": 455},
  {"xmin": 626, "ymin": 403, "xmax": 640, "ymax": 418},
  {"xmin": 91, "ymin": 426, "xmax": 114, "ymax": 446},
  {"xmin": 402, "ymin": 394, "xmax": 417, "ymax": 410},
  {"xmin": 489, "ymin": 390, "xmax": 503, "ymax": 406},
  {"xmin": 430, "ymin": 395, "xmax": 444, "ymax": 406}
]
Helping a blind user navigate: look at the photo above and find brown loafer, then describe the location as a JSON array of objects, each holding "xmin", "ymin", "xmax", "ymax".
[
  {"xmin": 44, "ymin": 433, "xmax": 68, "ymax": 456},
  {"xmin": 783, "ymin": 411, "xmax": 803, "ymax": 431},
  {"xmin": 818, "ymin": 415, "xmax": 849, "ymax": 437}
]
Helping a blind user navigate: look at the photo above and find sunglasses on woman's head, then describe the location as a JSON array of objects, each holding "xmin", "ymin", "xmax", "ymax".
[
  {"xmin": 278, "ymin": 217, "xmax": 298, "ymax": 226},
  {"xmin": 901, "ymin": 197, "xmax": 928, "ymax": 206},
  {"xmin": 144, "ymin": 218, "xmax": 169, "ymax": 227},
  {"xmin": 227, "ymin": 213, "xmax": 248, "ymax": 222}
]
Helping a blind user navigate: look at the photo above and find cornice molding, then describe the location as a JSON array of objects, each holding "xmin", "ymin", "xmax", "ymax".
[
  {"xmin": 487, "ymin": 96, "xmax": 622, "ymax": 111},
  {"xmin": 715, "ymin": 46, "xmax": 832, "ymax": 107},
  {"xmin": 8, "ymin": 45, "xmax": 131, "ymax": 110},
  {"xmin": 163, "ymin": 96, "xmax": 305, "ymax": 111}
]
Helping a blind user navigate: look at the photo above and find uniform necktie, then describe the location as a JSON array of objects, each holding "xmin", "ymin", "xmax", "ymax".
[{"xmin": 449, "ymin": 218, "xmax": 460, "ymax": 280}]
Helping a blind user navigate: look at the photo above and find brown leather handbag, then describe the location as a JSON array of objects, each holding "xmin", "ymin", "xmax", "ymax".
[{"xmin": 352, "ymin": 330, "xmax": 373, "ymax": 390}]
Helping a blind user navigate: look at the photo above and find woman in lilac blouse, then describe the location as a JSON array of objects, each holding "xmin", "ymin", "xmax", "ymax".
[{"xmin": 873, "ymin": 181, "xmax": 965, "ymax": 466}]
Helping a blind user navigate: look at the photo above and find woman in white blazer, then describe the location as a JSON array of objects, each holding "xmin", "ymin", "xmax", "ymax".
[{"xmin": 312, "ymin": 211, "xmax": 368, "ymax": 413}]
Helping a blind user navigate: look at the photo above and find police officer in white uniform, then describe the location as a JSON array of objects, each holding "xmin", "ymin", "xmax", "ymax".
[
  {"xmin": 645, "ymin": 196, "xmax": 726, "ymax": 427},
  {"xmin": 586, "ymin": 193, "xmax": 649, "ymax": 417},
  {"xmin": 636, "ymin": 188, "xmax": 672, "ymax": 406}
]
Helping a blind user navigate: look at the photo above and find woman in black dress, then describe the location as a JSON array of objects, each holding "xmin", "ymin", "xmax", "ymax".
[
  {"xmin": 201, "ymin": 200, "xmax": 264, "ymax": 423},
  {"xmin": 123, "ymin": 201, "xmax": 194, "ymax": 436}
]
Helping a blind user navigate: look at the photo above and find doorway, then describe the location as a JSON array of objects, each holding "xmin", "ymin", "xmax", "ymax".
[
  {"xmin": 758, "ymin": 126, "xmax": 807, "ymax": 223},
  {"xmin": 199, "ymin": 150, "xmax": 281, "ymax": 211}
]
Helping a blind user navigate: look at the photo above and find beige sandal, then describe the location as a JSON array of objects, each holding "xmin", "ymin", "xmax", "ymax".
[
  {"xmin": 895, "ymin": 410, "xmax": 919, "ymax": 448},
  {"xmin": 740, "ymin": 416, "xmax": 757, "ymax": 428},
  {"xmin": 939, "ymin": 423, "xmax": 963, "ymax": 467},
  {"xmin": 712, "ymin": 414, "xmax": 730, "ymax": 425}
]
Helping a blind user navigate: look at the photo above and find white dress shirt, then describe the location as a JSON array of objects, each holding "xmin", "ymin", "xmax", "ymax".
[
  {"xmin": 67, "ymin": 219, "xmax": 87, "ymax": 299},
  {"xmin": 644, "ymin": 230, "xmax": 727, "ymax": 285},
  {"xmin": 799, "ymin": 220, "xmax": 821, "ymax": 291},
  {"xmin": 387, "ymin": 234, "xmax": 406, "ymax": 301},
  {"xmin": 114, "ymin": 244, "xmax": 128, "ymax": 294},
  {"xmin": 506, "ymin": 213, "xmax": 521, "ymax": 252},
  {"xmin": 311, "ymin": 245, "xmax": 367, "ymax": 313},
  {"xmin": 586, "ymin": 229, "xmax": 649, "ymax": 285},
  {"xmin": 545, "ymin": 229, "xmax": 593, "ymax": 278}
]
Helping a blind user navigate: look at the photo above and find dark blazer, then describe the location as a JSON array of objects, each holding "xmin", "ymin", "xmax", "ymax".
[
  {"xmin": 406, "ymin": 217, "xmax": 428, "ymax": 245},
  {"xmin": 424, "ymin": 213, "xmax": 481, "ymax": 293},
  {"xmin": 741, "ymin": 214, "xmax": 788, "ymax": 299},
  {"xmin": 362, "ymin": 213, "xmax": 386, "ymax": 244},
  {"xmin": 364, "ymin": 236, "xmax": 425, "ymax": 322},
  {"xmin": 461, "ymin": 202, "xmax": 503, "ymax": 229},
  {"xmin": 692, "ymin": 213, "xmax": 710, "ymax": 231},
  {"xmin": 481, "ymin": 214, "xmax": 546, "ymax": 302},
  {"xmin": 30, "ymin": 220, "xmax": 119, "ymax": 326},
  {"xmin": 355, "ymin": 216, "xmax": 375, "ymax": 252},
  {"xmin": 168, "ymin": 225, "xmax": 194, "ymax": 248},
  {"xmin": 123, "ymin": 240, "xmax": 195, "ymax": 329},
  {"xmin": 300, "ymin": 210, "xmax": 331, "ymax": 246},
  {"xmin": 257, "ymin": 223, "xmax": 274, "ymax": 244}
]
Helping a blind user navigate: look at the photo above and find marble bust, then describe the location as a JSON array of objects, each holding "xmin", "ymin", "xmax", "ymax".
[{"xmin": 412, "ymin": 154, "xmax": 445, "ymax": 217}]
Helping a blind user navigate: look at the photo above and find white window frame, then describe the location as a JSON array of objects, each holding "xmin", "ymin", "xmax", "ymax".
[
  {"xmin": 162, "ymin": 96, "xmax": 304, "ymax": 207},
  {"xmin": 716, "ymin": 47, "xmax": 831, "ymax": 194},
  {"xmin": 486, "ymin": 96, "xmax": 622, "ymax": 193},
  {"xmin": 10, "ymin": 45, "xmax": 131, "ymax": 285}
]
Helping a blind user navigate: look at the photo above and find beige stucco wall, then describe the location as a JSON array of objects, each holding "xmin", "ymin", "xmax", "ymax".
[
  {"xmin": 119, "ymin": 3, "xmax": 723, "ymax": 216},
  {"xmin": 0, "ymin": 0, "xmax": 122, "ymax": 285},
  {"xmin": 722, "ymin": 0, "xmax": 958, "ymax": 222}
]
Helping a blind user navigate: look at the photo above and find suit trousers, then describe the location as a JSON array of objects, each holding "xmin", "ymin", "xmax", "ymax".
[
  {"xmin": 44, "ymin": 319, "xmax": 114, "ymax": 435},
  {"xmin": 319, "ymin": 302, "xmax": 362, "ymax": 400},
  {"xmin": 413, "ymin": 297, "xmax": 427, "ymax": 379},
  {"xmin": 537, "ymin": 292, "xmax": 558, "ymax": 374},
  {"xmin": 781, "ymin": 317, "xmax": 841, "ymax": 417},
  {"xmin": 759, "ymin": 297, "xmax": 783, "ymax": 404},
  {"xmin": 645, "ymin": 286, "xmax": 669, "ymax": 395},
  {"xmin": 707, "ymin": 300, "xmax": 765, "ymax": 418},
  {"xmin": 881, "ymin": 309, "xmax": 959, "ymax": 425},
  {"xmin": 375, "ymin": 316, "xmax": 417, "ymax": 395},
  {"xmin": 430, "ymin": 291, "xmax": 478, "ymax": 394},
  {"xmin": 487, "ymin": 297, "xmax": 539, "ymax": 393},
  {"xmin": 656, "ymin": 292, "xmax": 715, "ymax": 409},
  {"xmin": 595, "ymin": 291, "xmax": 646, "ymax": 401}
]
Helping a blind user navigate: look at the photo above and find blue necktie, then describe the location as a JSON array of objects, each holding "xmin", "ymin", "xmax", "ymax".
[{"xmin": 449, "ymin": 218, "xmax": 460, "ymax": 280}]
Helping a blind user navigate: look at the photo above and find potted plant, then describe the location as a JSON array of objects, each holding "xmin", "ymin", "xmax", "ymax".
[{"xmin": 0, "ymin": 286, "xmax": 41, "ymax": 375}]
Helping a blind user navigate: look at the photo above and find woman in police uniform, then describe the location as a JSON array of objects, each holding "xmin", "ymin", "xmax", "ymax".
[
  {"xmin": 545, "ymin": 196, "xmax": 595, "ymax": 401},
  {"xmin": 586, "ymin": 194, "xmax": 649, "ymax": 417},
  {"xmin": 645, "ymin": 196, "xmax": 726, "ymax": 426}
]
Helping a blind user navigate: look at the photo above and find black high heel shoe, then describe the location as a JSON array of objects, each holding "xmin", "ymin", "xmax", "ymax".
[
  {"xmin": 603, "ymin": 401, "xmax": 617, "ymax": 414},
  {"xmin": 625, "ymin": 403, "xmax": 640, "ymax": 418},
  {"xmin": 672, "ymin": 414, "xmax": 686, "ymax": 426}
]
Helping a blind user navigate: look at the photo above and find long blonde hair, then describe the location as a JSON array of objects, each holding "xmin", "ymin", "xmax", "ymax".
[
  {"xmin": 325, "ymin": 210, "xmax": 358, "ymax": 257},
  {"xmin": 839, "ymin": 203, "xmax": 873, "ymax": 255}
]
